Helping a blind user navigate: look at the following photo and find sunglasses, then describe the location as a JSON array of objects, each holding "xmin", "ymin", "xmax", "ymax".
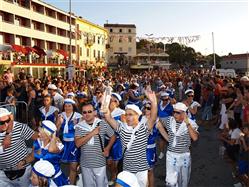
[
  {"xmin": 145, "ymin": 107, "xmax": 151, "ymax": 110},
  {"xmin": 161, "ymin": 98, "xmax": 169, "ymax": 101},
  {"xmin": 82, "ymin": 110, "xmax": 93, "ymax": 114},
  {"xmin": 187, "ymin": 95, "xmax": 194, "ymax": 98},
  {"xmin": 0, "ymin": 118, "xmax": 11, "ymax": 126},
  {"xmin": 173, "ymin": 111, "xmax": 182, "ymax": 115}
]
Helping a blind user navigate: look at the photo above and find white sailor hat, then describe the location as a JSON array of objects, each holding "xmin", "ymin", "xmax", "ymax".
[
  {"xmin": 159, "ymin": 84, "xmax": 166, "ymax": 89},
  {"xmin": 64, "ymin": 98, "xmax": 76, "ymax": 105},
  {"xmin": 185, "ymin": 89, "xmax": 194, "ymax": 95},
  {"xmin": 161, "ymin": 92, "xmax": 169, "ymax": 97},
  {"xmin": 48, "ymin": 84, "xmax": 57, "ymax": 90},
  {"xmin": 67, "ymin": 92, "xmax": 75, "ymax": 98},
  {"xmin": 133, "ymin": 82, "xmax": 139, "ymax": 87},
  {"xmin": 111, "ymin": 93, "xmax": 122, "ymax": 101},
  {"xmin": 32, "ymin": 160, "xmax": 55, "ymax": 178},
  {"xmin": 116, "ymin": 171, "xmax": 140, "ymax": 187},
  {"xmin": 125, "ymin": 104, "xmax": 142, "ymax": 116},
  {"xmin": 173, "ymin": 102, "xmax": 188, "ymax": 112},
  {"xmin": 41, "ymin": 120, "xmax": 57, "ymax": 134},
  {"xmin": 0, "ymin": 108, "xmax": 11, "ymax": 118},
  {"xmin": 240, "ymin": 76, "xmax": 249, "ymax": 82},
  {"xmin": 76, "ymin": 91, "xmax": 87, "ymax": 98}
]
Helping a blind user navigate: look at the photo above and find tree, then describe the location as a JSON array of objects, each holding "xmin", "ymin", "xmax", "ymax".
[{"xmin": 205, "ymin": 54, "xmax": 221, "ymax": 68}]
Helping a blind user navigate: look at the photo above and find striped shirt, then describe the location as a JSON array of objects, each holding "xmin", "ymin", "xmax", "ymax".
[
  {"xmin": 117, "ymin": 121, "xmax": 150, "ymax": 173},
  {"xmin": 75, "ymin": 120, "xmax": 114, "ymax": 168},
  {"xmin": 0, "ymin": 122, "xmax": 34, "ymax": 170},
  {"xmin": 165, "ymin": 116, "xmax": 198, "ymax": 153}
]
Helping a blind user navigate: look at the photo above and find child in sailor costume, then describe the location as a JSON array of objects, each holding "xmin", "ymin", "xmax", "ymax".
[
  {"xmin": 39, "ymin": 95, "xmax": 59, "ymax": 123},
  {"xmin": 56, "ymin": 99, "xmax": 82, "ymax": 184},
  {"xmin": 30, "ymin": 160, "xmax": 56, "ymax": 187},
  {"xmin": 33, "ymin": 120, "xmax": 69, "ymax": 186}
]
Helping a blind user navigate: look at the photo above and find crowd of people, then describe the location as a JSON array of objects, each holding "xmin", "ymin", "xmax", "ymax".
[{"xmin": 0, "ymin": 67, "xmax": 248, "ymax": 187}]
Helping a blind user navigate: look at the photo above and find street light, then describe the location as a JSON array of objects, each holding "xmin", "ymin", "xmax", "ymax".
[{"xmin": 145, "ymin": 33, "xmax": 153, "ymax": 70}]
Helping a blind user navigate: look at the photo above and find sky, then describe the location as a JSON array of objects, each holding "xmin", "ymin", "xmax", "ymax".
[{"xmin": 44, "ymin": 0, "xmax": 249, "ymax": 56}]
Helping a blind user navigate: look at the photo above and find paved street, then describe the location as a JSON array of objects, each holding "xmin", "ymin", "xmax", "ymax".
[{"xmin": 154, "ymin": 123, "xmax": 236, "ymax": 187}]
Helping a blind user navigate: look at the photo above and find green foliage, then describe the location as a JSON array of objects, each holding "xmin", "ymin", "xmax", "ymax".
[
  {"xmin": 136, "ymin": 40, "xmax": 221, "ymax": 67},
  {"xmin": 0, "ymin": 65, "xmax": 6, "ymax": 76}
]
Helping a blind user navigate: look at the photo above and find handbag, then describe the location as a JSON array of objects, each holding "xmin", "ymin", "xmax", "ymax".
[{"xmin": 4, "ymin": 168, "xmax": 26, "ymax": 180}]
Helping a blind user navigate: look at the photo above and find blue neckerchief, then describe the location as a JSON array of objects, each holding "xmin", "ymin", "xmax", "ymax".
[{"xmin": 116, "ymin": 179, "xmax": 131, "ymax": 187}]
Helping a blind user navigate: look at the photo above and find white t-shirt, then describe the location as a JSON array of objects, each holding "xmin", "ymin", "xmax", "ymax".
[{"xmin": 229, "ymin": 128, "xmax": 242, "ymax": 144}]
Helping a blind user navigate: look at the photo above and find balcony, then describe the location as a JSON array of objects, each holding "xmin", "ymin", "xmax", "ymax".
[
  {"xmin": 31, "ymin": 2, "xmax": 44, "ymax": 15},
  {"xmin": 1, "ymin": 11, "xmax": 14, "ymax": 24}
]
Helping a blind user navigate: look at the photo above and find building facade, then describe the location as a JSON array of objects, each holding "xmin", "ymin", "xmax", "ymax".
[
  {"xmin": 76, "ymin": 17, "xmax": 108, "ymax": 72},
  {"xmin": 220, "ymin": 53, "xmax": 249, "ymax": 74},
  {"xmin": 0, "ymin": 0, "xmax": 77, "ymax": 77},
  {"xmin": 104, "ymin": 23, "xmax": 136, "ymax": 67}
]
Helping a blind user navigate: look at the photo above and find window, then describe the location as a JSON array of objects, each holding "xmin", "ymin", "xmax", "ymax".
[
  {"xmin": 128, "ymin": 47, "xmax": 132, "ymax": 52},
  {"xmin": 98, "ymin": 50, "xmax": 100, "ymax": 59},
  {"xmin": 230, "ymin": 61, "xmax": 233, "ymax": 64},
  {"xmin": 128, "ymin": 29, "xmax": 131, "ymax": 33},
  {"xmin": 93, "ymin": 49, "xmax": 96, "ymax": 58},
  {"xmin": 110, "ymin": 28, "xmax": 113, "ymax": 32},
  {"xmin": 119, "ymin": 47, "xmax": 123, "ymax": 52},
  {"xmin": 87, "ymin": 48, "xmax": 89, "ymax": 57},
  {"xmin": 102, "ymin": 51, "xmax": 104, "ymax": 58},
  {"xmin": 119, "ymin": 37, "xmax": 122, "ymax": 43},
  {"xmin": 80, "ymin": 47, "xmax": 82, "ymax": 56},
  {"xmin": 128, "ymin": 36, "xmax": 132, "ymax": 43},
  {"xmin": 93, "ymin": 36, "xmax": 96, "ymax": 43},
  {"xmin": 98, "ymin": 37, "xmax": 100, "ymax": 44},
  {"xmin": 119, "ymin": 29, "xmax": 122, "ymax": 33}
]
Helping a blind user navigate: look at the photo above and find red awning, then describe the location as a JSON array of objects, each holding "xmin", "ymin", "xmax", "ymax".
[
  {"xmin": 57, "ymin": 49, "xmax": 68, "ymax": 59},
  {"xmin": 24, "ymin": 47, "xmax": 38, "ymax": 54},
  {"xmin": 33, "ymin": 46, "xmax": 46, "ymax": 56},
  {"xmin": 11, "ymin": 44, "xmax": 26, "ymax": 54}
]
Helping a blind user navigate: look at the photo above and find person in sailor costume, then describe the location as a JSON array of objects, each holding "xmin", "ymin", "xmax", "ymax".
[
  {"xmin": 30, "ymin": 160, "xmax": 56, "ymax": 187},
  {"xmin": 106, "ymin": 93, "xmax": 125, "ymax": 185},
  {"xmin": 56, "ymin": 99, "xmax": 82, "ymax": 185},
  {"xmin": 142, "ymin": 100, "xmax": 168, "ymax": 187},
  {"xmin": 127, "ymin": 83, "xmax": 143, "ymax": 108},
  {"xmin": 20, "ymin": 120, "xmax": 69, "ymax": 186},
  {"xmin": 163, "ymin": 102, "xmax": 199, "ymax": 187},
  {"xmin": 183, "ymin": 89, "xmax": 201, "ymax": 121},
  {"xmin": 104, "ymin": 87, "xmax": 158, "ymax": 187},
  {"xmin": 157, "ymin": 92, "xmax": 173, "ymax": 160},
  {"xmin": 39, "ymin": 95, "xmax": 59, "ymax": 124}
]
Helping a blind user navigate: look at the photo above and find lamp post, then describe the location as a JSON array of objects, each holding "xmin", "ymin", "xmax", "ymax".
[{"xmin": 145, "ymin": 33, "xmax": 153, "ymax": 71}]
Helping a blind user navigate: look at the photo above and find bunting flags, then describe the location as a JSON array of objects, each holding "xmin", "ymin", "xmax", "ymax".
[{"xmin": 136, "ymin": 35, "xmax": 200, "ymax": 45}]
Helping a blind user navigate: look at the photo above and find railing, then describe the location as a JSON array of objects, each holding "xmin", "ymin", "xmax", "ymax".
[{"xmin": 0, "ymin": 101, "xmax": 28, "ymax": 125}]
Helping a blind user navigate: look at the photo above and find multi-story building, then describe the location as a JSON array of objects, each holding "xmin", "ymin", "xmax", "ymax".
[
  {"xmin": 0, "ymin": 0, "xmax": 77, "ymax": 77},
  {"xmin": 76, "ymin": 17, "xmax": 108, "ymax": 72},
  {"xmin": 104, "ymin": 23, "xmax": 136, "ymax": 67},
  {"xmin": 220, "ymin": 53, "xmax": 249, "ymax": 74}
]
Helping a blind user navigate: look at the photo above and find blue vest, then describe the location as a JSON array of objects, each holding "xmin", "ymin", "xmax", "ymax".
[
  {"xmin": 158, "ymin": 102, "xmax": 173, "ymax": 118},
  {"xmin": 34, "ymin": 139, "xmax": 62, "ymax": 174}
]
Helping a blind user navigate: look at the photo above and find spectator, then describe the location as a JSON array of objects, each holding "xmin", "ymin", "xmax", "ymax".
[{"xmin": 0, "ymin": 108, "xmax": 37, "ymax": 187}]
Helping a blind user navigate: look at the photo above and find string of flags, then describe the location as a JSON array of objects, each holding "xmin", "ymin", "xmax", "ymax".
[{"xmin": 136, "ymin": 35, "xmax": 201, "ymax": 45}]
